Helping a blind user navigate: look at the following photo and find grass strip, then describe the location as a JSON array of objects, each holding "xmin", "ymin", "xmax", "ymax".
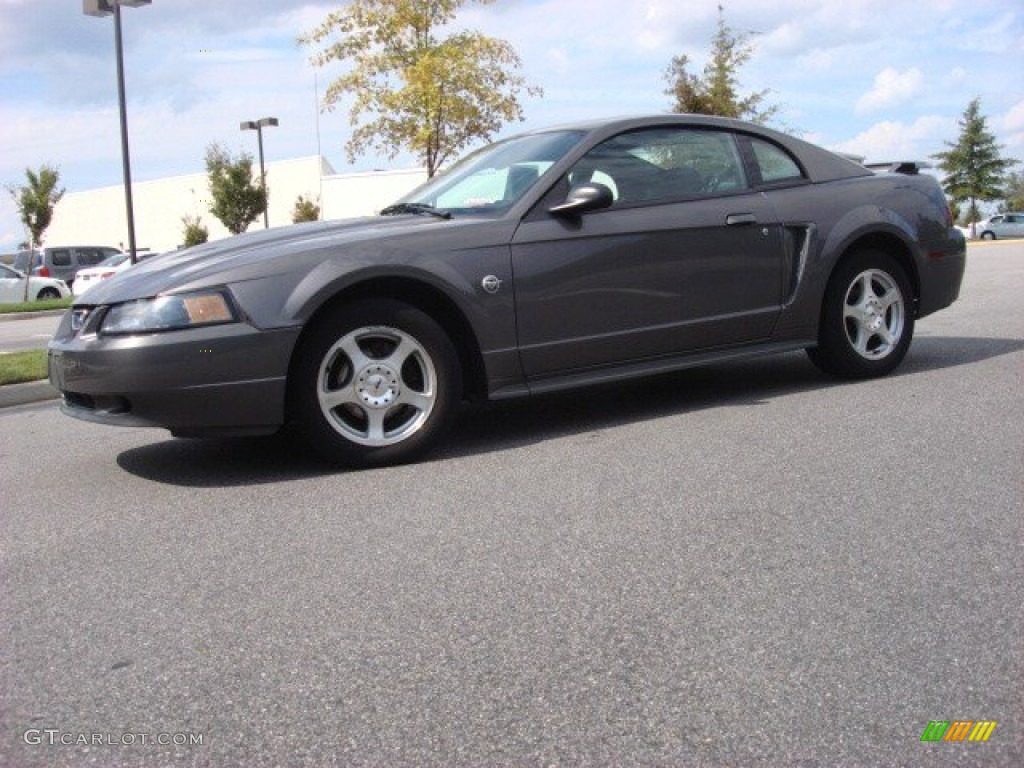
[
  {"xmin": 0, "ymin": 298, "xmax": 72, "ymax": 314},
  {"xmin": 0, "ymin": 349, "xmax": 48, "ymax": 385}
]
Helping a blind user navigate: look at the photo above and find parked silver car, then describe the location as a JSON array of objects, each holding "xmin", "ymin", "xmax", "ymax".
[{"xmin": 978, "ymin": 212, "xmax": 1024, "ymax": 240}]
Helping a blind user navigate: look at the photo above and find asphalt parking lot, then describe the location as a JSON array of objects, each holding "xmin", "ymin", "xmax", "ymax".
[{"xmin": 1, "ymin": 242, "xmax": 1021, "ymax": 766}]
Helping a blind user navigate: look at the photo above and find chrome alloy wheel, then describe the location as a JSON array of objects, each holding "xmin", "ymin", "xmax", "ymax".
[
  {"xmin": 842, "ymin": 268, "xmax": 906, "ymax": 360},
  {"xmin": 316, "ymin": 325, "xmax": 437, "ymax": 447}
]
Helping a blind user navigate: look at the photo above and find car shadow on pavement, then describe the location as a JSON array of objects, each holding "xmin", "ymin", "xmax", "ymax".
[
  {"xmin": 116, "ymin": 426, "xmax": 338, "ymax": 486},
  {"xmin": 439, "ymin": 335, "xmax": 1024, "ymax": 460},
  {"xmin": 116, "ymin": 335, "xmax": 1023, "ymax": 486}
]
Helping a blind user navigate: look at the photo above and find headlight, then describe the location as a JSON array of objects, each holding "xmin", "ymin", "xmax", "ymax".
[{"xmin": 100, "ymin": 291, "xmax": 237, "ymax": 335}]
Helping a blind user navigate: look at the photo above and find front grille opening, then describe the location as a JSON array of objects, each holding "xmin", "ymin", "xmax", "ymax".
[
  {"xmin": 63, "ymin": 391, "xmax": 94, "ymax": 410},
  {"xmin": 63, "ymin": 391, "xmax": 131, "ymax": 414}
]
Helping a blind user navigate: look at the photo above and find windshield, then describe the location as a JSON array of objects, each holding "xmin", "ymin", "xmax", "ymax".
[
  {"xmin": 98, "ymin": 253, "xmax": 129, "ymax": 267},
  {"xmin": 390, "ymin": 130, "xmax": 585, "ymax": 216}
]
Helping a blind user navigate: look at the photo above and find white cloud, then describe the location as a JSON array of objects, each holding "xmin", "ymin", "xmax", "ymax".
[
  {"xmin": 757, "ymin": 22, "xmax": 805, "ymax": 55},
  {"xmin": 855, "ymin": 67, "xmax": 925, "ymax": 115},
  {"xmin": 945, "ymin": 67, "xmax": 968, "ymax": 87},
  {"xmin": 958, "ymin": 11, "xmax": 1020, "ymax": 53},
  {"xmin": 994, "ymin": 100, "xmax": 1024, "ymax": 134},
  {"xmin": 544, "ymin": 47, "xmax": 571, "ymax": 76},
  {"xmin": 993, "ymin": 100, "xmax": 1024, "ymax": 164},
  {"xmin": 833, "ymin": 115, "xmax": 954, "ymax": 162}
]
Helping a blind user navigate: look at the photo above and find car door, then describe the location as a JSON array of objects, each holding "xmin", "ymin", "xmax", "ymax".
[
  {"xmin": 0, "ymin": 264, "xmax": 21, "ymax": 302},
  {"xmin": 47, "ymin": 249, "xmax": 73, "ymax": 283},
  {"xmin": 510, "ymin": 127, "xmax": 784, "ymax": 378}
]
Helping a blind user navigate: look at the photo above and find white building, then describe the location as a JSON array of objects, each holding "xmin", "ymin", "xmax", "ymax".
[{"xmin": 45, "ymin": 157, "xmax": 428, "ymax": 253}]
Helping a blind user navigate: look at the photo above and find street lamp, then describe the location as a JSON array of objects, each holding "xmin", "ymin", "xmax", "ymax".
[
  {"xmin": 83, "ymin": 0, "xmax": 151, "ymax": 264},
  {"xmin": 240, "ymin": 117, "xmax": 278, "ymax": 228}
]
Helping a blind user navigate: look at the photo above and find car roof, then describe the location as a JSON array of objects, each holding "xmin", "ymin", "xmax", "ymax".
[{"xmin": 518, "ymin": 113, "xmax": 871, "ymax": 183}]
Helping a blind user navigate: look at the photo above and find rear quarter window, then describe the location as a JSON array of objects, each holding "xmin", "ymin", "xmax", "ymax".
[
  {"xmin": 49, "ymin": 249, "xmax": 72, "ymax": 267},
  {"xmin": 749, "ymin": 138, "xmax": 805, "ymax": 184}
]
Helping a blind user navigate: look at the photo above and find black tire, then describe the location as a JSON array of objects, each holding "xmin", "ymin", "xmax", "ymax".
[
  {"xmin": 807, "ymin": 250, "xmax": 915, "ymax": 379},
  {"xmin": 291, "ymin": 299, "xmax": 461, "ymax": 467},
  {"xmin": 980, "ymin": 231, "xmax": 995, "ymax": 240},
  {"xmin": 36, "ymin": 287, "xmax": 61, "ymax": 300}
]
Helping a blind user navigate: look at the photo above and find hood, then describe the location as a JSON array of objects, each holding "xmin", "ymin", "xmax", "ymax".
[{"xmin": 76, "ymin": 215, "xmax": 464, "ymax": 305}]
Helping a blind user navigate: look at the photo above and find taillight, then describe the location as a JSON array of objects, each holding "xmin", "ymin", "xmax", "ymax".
[
  {"xmin": 101, "ymin": 271, "xmax": 116, "ymax": 279},
  {"xmin": 38, "ymin": 266, "xmax": 50, "ymax": 277}
]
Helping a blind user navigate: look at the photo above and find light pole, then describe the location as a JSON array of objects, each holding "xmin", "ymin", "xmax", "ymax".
[
  {"xmin": 240, "ymin": 117, "xmax": 278, "ymax": 228},
  {"xmin": 83, "ymin": 0, "xmax": 150, "ymax": 264}
]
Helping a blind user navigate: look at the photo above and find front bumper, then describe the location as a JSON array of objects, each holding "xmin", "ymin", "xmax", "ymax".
[{"xmin": 48, "ymin": 311, "xmax": 301, "ymax": 437}]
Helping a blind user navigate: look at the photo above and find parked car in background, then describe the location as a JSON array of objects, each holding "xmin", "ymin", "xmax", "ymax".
[
  {"xmin": 49, "ymin": 114, "xmax": 966, "ymax": 468},
  {"xmin": 72, "ymin": 251, "xmax": 165, "ymax": 296},
  {"xmin": 14, "ymin": 246, "xmax": 122, "ymax": 289},
  {"xmin": 977, "ymin": 213, "xmax": 1024, "ymax": 240},
  {"xmin": 72, "ymin": 253, "xmax": 132, "ymax": 296},
  {"xmin": 0, "ymin": 263, "xmax": 70, "ymax": 302}
]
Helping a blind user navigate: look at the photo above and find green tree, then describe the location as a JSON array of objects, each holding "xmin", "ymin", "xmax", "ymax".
[
  {"xmin": 665, "ymin": 4, "xmax": 776, "ymax": 123},
  {"xmin": 205, "ymin": 144, "xmax": 267, "ymax": 235},
  {"xmin": 292, "ymin": 195, "xmax": 321, "ymax": 223},
  {"xmin": 932, "ymin": 98, "xmax": 1017, "ymax": 225},
  {"xmin": 181, "ymin": 214, "xmax": 209, "ymax": 247},
  {"xmin": 7, "ymin": 164, "xmax": 65, "ymax": 300},
  {"xmin": 7, "ymin": 164, "xmax": 65, "ymax": 247},
  {"xmin": 999, "ymin": 168, "xmax": 1024, "ymax": 212},
  {"xmin": 300, "ymin": 0, "xmax": 541, "ymax": 177}
]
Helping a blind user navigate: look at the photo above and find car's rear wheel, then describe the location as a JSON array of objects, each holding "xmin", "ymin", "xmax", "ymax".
[
  {"xmin": 292, "ymin": 299, "xmax": 460, "ymax": 467},
  {"xmin": 36, "ymin": 287, "xmax": 61, "ymax": 300},
  {"xmin": 807, "ymin": 250, "xmax": 914, "ymax": 378}
]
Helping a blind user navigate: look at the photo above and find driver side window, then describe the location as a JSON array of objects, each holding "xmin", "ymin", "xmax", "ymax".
[{"xmin": 567, "ymin": 127, "xmax": 749, "ymax": 207}]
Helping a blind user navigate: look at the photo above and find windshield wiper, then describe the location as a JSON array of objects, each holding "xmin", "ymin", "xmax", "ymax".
[{"xmin": 380, "ymin": 202, "xmax": 452, "ymax": 220}]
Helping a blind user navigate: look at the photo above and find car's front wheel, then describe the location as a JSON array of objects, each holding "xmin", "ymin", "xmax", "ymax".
[
  {"xmin": 980, "ymin": 231, "xmax": 995, "ymax": 240},
  {"xmin": 807, "ymin": 250, "xmax": 914, "ymax": 378},
  {"xmin": 36, "ymin": 287, "xmax": 61, "ymax": 300},
  {"xmin": 292, "ymin": 299, "xmax": 461, "ymax": 467}
]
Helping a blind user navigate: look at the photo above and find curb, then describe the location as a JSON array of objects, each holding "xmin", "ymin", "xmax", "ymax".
[
  {"xmin": 0, "ymin": 308, "xmax": 67, "ymax": 323},
  {"xmin": 0, "ymin": 379, "xmax": 59, "ymax": 408}
]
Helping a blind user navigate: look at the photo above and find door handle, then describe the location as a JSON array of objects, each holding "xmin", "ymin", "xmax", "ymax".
[{"xmin": 726, "ymin": 213, "xmax": 757, "ymax": 226}]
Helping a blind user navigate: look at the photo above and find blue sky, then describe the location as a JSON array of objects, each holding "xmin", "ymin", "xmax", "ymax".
[{"xmin": 1, "ymin": 0, "xmax": 1022, "ymax": 250}]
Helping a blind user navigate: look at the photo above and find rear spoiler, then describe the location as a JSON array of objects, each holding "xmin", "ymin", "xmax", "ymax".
[{"xmin": 864, "ymin": 161, "xmax": 933, "ymax": 175}]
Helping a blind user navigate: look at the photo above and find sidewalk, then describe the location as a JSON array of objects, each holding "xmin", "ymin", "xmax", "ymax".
[{"xmin": 0, "ymin": 307, "xmax": 66, "ymax": 323}]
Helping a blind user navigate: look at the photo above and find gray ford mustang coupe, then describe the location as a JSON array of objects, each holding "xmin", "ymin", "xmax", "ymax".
[{"xmin": 49, "ymin": 115, "xmax": 966, "ymax": 466}]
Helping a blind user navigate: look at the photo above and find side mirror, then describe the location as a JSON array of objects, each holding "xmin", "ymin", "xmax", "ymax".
[{"xmin": 549, "ymin": 182, "xmax": 614, "ymax": 216}]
